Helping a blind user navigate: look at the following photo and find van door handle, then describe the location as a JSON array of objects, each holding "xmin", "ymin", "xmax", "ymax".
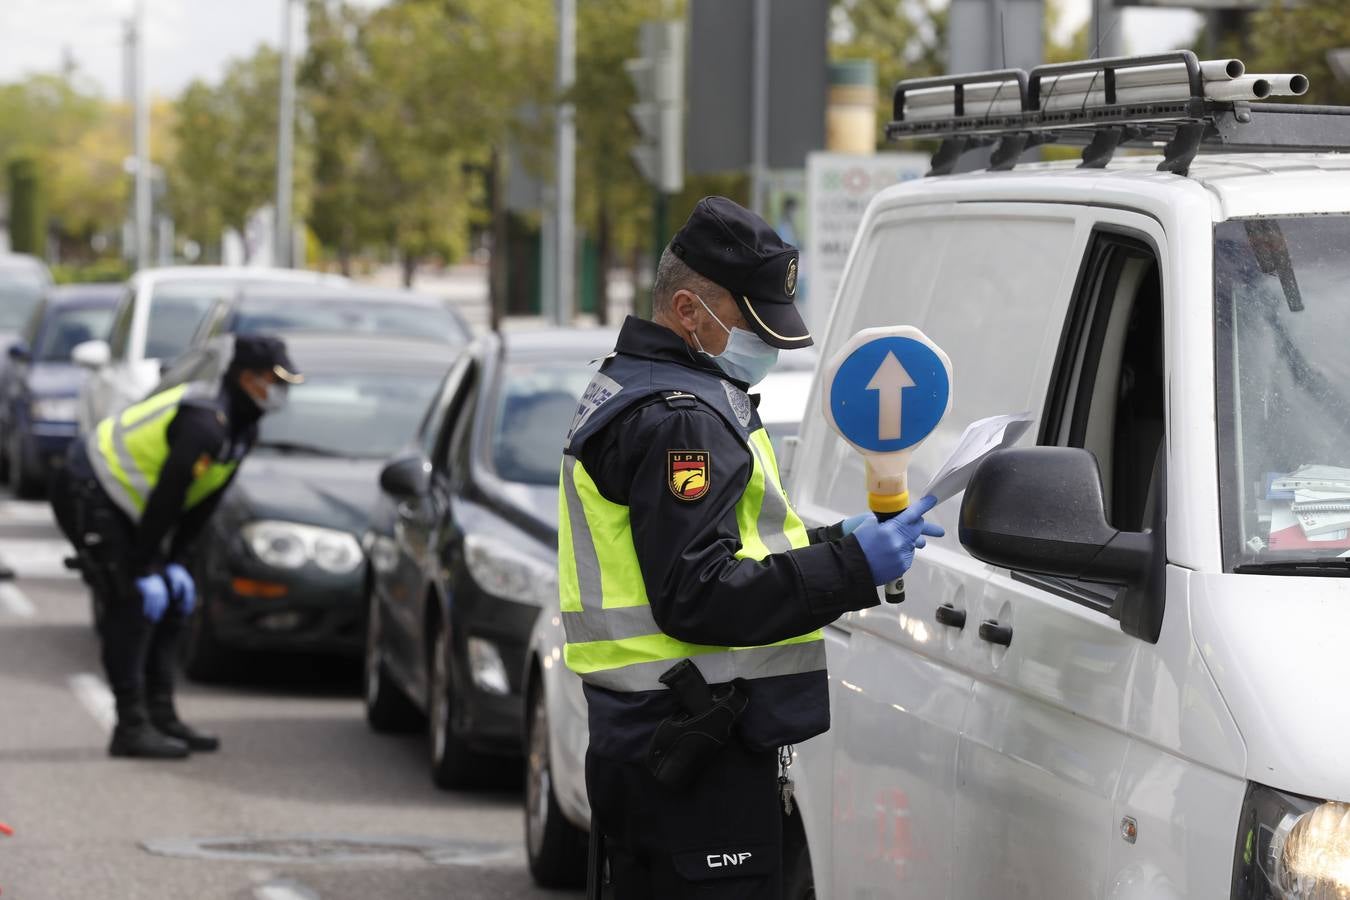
[
  {"xmin": 978, "ymin": 620, "xmax": 1013, "ymax": 646},
  {"xmin": 935, "ymin": 604, "xmax": 966, "ymax": 630}
]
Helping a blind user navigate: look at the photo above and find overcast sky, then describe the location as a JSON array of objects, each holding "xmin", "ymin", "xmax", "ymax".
[{"xmin": 1, "ymin": 0, "xmax": 1203, "ymax": 100}]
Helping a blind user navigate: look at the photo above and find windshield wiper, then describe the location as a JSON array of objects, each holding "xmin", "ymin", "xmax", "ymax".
[
  {"xmin": 256, "ymin": 439, "xmax": 342, "ymax": 457},
  {"xmin": 1235, "ymin": 558, "xmax": 1350, "ymax": 577}
]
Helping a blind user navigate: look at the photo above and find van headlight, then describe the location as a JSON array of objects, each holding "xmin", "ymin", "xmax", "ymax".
[
  {"xmin": 1233, "ymin": 783, "xmax": 1350, "ymax": 898},
  {"xmin": 242, "ymin": 521, "xmax": 364, "ymax": 575},
  {"xmin": 462, "ymin": 533, "xmax": 556, "ymax": 607}
]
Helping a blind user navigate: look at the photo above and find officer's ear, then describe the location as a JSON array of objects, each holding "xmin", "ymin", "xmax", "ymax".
[{"xmin": 670, "ymin": 289, "xmax": 703, "ymax": 334}]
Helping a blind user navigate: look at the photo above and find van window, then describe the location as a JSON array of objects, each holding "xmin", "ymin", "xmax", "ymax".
[
  {"xmin": 1046, "ymin": 233, "xmax": 1164, "ymax": 533},
  {"xmin": 1215, "ymin": 215, "xmax": 1350, "ymax": 570},
  {"xmin": 806, "ymin": 210, "xmax": 1081, "ymax": 516}
]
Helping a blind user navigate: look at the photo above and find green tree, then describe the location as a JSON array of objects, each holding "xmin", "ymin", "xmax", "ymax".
[
  {"xmin": 168, "ymin": 47, "xmax": 312, "ymax": 260},
  {"xmin": 1250, "ymin": 0, "xmax": 1350, "ymax": 106},
  {"xmin": 830, "ymin": 0, "xmax": 948, "ymax": 148},
  {"xmin": 301, "ymin": 0, "xmax": 377, "ymax": 273}
]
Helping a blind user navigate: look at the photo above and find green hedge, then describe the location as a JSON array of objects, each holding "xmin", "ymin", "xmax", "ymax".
[
  {"xmin": 7, "ymin": 156, "xmax": 45, "ymax": 257},
  {"xmin": 51, "ymin": 259, "xmax": 130, "ymax": 284}
]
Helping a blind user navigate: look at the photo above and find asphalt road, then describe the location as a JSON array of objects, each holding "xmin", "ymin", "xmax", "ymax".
[{"xmin": 0, "ymin": 490, "xmax": 581, "ymax": 900}]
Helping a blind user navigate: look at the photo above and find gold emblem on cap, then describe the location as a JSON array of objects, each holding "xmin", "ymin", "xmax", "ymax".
[{"xmin": 785, "ymin": 258, "xmax": 799, "ymax": 298}]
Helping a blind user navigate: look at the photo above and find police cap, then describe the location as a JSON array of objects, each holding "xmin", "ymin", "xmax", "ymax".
[
  {"xmin": 670, "ymin": 196, "xmax": 812, "ymax": 350},
  {"xmin": 229, "ymin": 334, "xmax": 304, "ymax": 384}
]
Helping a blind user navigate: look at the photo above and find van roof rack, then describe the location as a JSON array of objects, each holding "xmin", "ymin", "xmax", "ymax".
[{"xmin": 887, "ymin": 51, "xmax": 1350, "ymax": 177}]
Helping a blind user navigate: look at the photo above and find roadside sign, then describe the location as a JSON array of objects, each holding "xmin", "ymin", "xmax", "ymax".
[{"xmin": 824, "ymin": 326, "xmax": 952, "ymax": 456}]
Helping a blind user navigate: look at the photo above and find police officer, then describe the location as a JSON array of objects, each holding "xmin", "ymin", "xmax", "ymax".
[
  {"xmin": 51, "ymin": 335, "xmax": 302, "ymax": 759},
  {"xmin": 560, "ymin": 197, "xmax": 942, "ymax": 897}
]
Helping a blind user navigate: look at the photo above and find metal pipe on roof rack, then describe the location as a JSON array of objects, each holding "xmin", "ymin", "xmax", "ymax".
[
  {"xmin": 903, "ymin": 99, "xmax": 1025, "ymax": 121},
  {"xmin": 1038, "ymin": 59, "xmax": 1245, "ymax": 99},
  {"xmin": 1039, "ymin": 77, "xmax": 1275, "ymax": 112},
  {"xmin": 903, "ymin": 80, "xmax": 1024, "ymax": 107},
  {"xmin": 1259, "ymin": 74, "xmax": 1310, "ymax": 97}
]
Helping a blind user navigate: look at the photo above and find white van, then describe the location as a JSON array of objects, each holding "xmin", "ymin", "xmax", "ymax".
[{"xmin": 787, "ymin": 53, "xmax": 1350, "ymax": 898}]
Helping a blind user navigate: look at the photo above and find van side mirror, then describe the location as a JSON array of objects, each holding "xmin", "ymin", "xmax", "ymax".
[
  {"xmin": 380, "ymin": 453, "xmax": 431, "ymax": 499},
  {"xmin": 71, "ymin": 339, "xmax": 111, "ymax": 370},
  {"xmin": 959, "ymin": 447, "xmax": 1165, "ymax": 642},
  {"xmin": 7, "ymin": 341, "xmax": 30, "ymax": 362}
]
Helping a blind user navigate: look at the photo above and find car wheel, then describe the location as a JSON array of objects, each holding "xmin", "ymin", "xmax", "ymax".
[
  {"xmin": 182, "ymin": 592, "xmax": 233, "ymax": 682},
  {"xmin": 364, "ymin": 589, "xmax": 421, "ymax": 733},
  {"xmin": 428, "ymin": 621, "xmax": 478, "ymax": 789},
  {"xmin": 524, "ymin": 680, "xmax": 587, "ymax": 888}
]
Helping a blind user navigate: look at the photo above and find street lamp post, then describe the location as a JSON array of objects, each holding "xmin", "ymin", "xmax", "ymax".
[{"xmin": 275, "ymin": 0, "xmax": 298, "ymax": 268}]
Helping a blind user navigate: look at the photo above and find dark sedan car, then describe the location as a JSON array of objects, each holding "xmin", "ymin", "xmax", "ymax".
[
  {"xmin": 363, "ymin": 328, "xmax": 616, "ymax": 789},
  {"xmin": 0, "ymin": 284, "xmax": 119, "ymax": 496},
  {"xmin": 158, "ymin": 334, "xmax": 462, "ymax": 680},
  {"xmin": 187, "ymin": 284, "xmax": 471, "ymax": 349}
]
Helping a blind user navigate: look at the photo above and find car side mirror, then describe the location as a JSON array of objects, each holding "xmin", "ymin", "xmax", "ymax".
[
  {"xmin": 380, "ymin": 453, "xmax": 431, "ymax": 499},
  {"xmin": 7, "ymin": 341, "xmax": 30, "ymax": 362},
  {"xmin": 71, "ymin": 339, "xmax": 111, "ymax": 370},
  {"xmin": 959, "ymin": 446, "xmax": 1165, "ymax": 642}
]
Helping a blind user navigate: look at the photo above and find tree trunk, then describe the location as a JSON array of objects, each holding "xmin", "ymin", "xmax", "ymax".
[
  {"xmin": 595, "ymin": 199, "xmax": 612, "ymax": 326},
  {"xmin": 630, "ymin": 246, "xmax": 645, "ymax": 320},
  {"xmin": 401, "ymin": 251, "xmax": 417, "ymax": 287}
]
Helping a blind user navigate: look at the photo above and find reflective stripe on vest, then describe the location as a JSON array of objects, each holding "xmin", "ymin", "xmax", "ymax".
[
  {"xmin": 558, "ymin": 425, "xmax": 823, "ymax": 692},
  {"xmin": 87, "ymin": 384, "xmax": 239, "ymax": 521}
]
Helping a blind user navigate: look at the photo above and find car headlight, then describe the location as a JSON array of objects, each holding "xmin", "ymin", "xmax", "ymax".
[
  {"xmin": 1233, "ymin": 783, "xmax": 1350, "ymax": 898},
  {"xmin": 242, "ymin": 520, "xmax": 364, "ymax": 575},
  {"xmin": 30, "ymin": 397, "xmax": 79, "ymax": 422},
  {"xmin": 462, "ymin": 533, "xmax": 557, "ymax": 607}
]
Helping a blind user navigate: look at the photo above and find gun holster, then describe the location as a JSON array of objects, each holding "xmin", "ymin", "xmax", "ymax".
[{"xmin": 645, "ymin": 659, "xmax": 748, "ymax": 789}]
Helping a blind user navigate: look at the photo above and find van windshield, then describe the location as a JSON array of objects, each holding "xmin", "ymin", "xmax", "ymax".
[{"xmin": 1215, "ymin": 215, "xmax": 1350, "ymax": 570}]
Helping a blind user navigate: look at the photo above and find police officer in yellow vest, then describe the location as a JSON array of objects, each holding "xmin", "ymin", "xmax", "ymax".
[
  {"xmin": 51, "ymin": 335, "xmax": 301, "ymax": 759},
  {"xmin": 561, "ymin": 197, "xmax": 942, "ymax": 897}
]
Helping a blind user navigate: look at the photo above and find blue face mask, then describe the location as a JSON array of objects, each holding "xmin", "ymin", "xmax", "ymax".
[{"xmin": 692, "ymin": 295, "xmax": 779, "ymax": 387}]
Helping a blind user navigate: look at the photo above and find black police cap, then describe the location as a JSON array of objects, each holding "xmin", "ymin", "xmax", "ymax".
[
  {"xmin": 670, "ymin": 196, "xmax": 812, "ymax": 350},
  {"xmin": 229, "ymin": 334, "xmax": 303, "ymax": 384}
]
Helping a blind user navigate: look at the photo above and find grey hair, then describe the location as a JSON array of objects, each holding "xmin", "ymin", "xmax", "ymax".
[{"xmin": 651, "ymin": 245, "xmax": 721, "ymax": 317}]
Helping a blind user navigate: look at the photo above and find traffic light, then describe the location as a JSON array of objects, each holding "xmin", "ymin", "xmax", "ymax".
[{"xmin": 625, "ymin": 20, "xmax": 684, "ymax": 195}]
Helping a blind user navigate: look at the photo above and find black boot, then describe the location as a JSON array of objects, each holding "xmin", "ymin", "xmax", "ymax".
[
  {"xmin": 148, "ymin": 695, "xmax": 220, "ymax": 752},
  {"xmin": 109, "ymin": 704, "xmax": 190, "ymax": 759}
]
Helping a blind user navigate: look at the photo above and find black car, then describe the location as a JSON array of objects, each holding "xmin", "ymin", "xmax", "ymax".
[
  {"xmin": 0, "ymin": 285, "xmax": 119, "ymax": 496},
  {"xmin": 187, "ymin": 284, "xmax": 471, "ymax": 349},
  {"xmin": 157, "ymin": 333, "xmax": 463, "ymax": 679},
  {"xmin": 363, "ymin": 328, "xmax": 616, "ymax": 788}
]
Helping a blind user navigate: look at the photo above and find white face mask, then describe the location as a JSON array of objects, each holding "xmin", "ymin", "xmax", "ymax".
[
  {"xmin": 254, "ymin": 381, "xmax": 288, "ymax": 413},
  {"xmin": 690, "ymin": 295, "xmax": 780, "ymax": 387}
]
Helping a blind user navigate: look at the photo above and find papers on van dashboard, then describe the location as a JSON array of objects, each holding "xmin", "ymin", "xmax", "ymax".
[
  {"xmin": 1266, "ymin": 465, "xmax": 1350, "ymax": 546},
  {"xmin": 921, "ymin": 412, "xmax": 1034, "ymax": 505}
]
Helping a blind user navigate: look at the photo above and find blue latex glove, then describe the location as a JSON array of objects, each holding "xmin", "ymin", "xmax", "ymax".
[
  {"xmin": 841, "ymin": 513, "xmax": 871, "ymax": 536},
  {"xmin": 135, "ymin": 574, "xmax": 169, "ymax": 623},
  {"xmin": 852, "ymin": 495, "xmax": 945, "ymax": 586},
  {"xmin": 164, "ymin": 563, "xmax": 196, "ymax": 615}
]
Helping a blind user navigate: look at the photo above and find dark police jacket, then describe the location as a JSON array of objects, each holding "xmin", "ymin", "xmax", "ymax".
[{"xmin": 572, "ymin": 317, "xmax": 878, "ymax": 760}]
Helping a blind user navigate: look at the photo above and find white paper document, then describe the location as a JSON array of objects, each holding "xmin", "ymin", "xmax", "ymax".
[{"xmin": 921, "ymin": 412, "xmax": 1035, "ymax": 504}]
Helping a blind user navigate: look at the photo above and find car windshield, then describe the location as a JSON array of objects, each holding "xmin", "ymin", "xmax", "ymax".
[
  {"xmin": 490, "ymin": 361, "xmax": 596, "ymax": 485},
  {"xmin": 0, "ymin": 276, "xmax": 45, "ymax": 331},
  {"xmin": 231, "ymin": 298, "xmax": 465, "ymax": 342},
  {"xmin": 35, "ymin": 305, "xmax": 115, "ymax": 362},
  {"xmin": 1216, "ymin": 215, "xmax": 1350, "ymax": 570},
  {"xmin": 257, "ymin": 369, "xmax": 444, "ymax": 459},
  {"xmin": 146, "ymin": 281, "xmax": 232, "ymax": 359}
]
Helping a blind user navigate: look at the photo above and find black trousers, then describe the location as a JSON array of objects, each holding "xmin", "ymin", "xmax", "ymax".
[
  {"xmin": 50, "ymin": 443, "xmax": 184, "ymax": 724},
  {"xmin": 586, "ymin": 742, "xmax": 783, "ymax": 899}
]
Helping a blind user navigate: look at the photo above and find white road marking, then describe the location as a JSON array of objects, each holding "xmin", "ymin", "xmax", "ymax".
[
  {"xmin": 254, "ymin": 882, "xmax": 318, "ymax": 900},
  {"xmin": 0, "ymin": 582, "xmax": 35, "ymax": 617},
  {"xmin": 0, "ymin": 538, "xmax": 77, "ymax": 579},
  {"xmin": 0, "ymin": 499, "xmax": 58, "ymax": 524},
  {"xmin": 68, "ymin": 673, "xmax": 116, "ymax": 733}
]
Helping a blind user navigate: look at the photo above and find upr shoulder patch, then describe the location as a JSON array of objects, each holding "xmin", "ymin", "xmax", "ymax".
[
  {"xmin": 192, "ymin": 453, "xmax": 212, "ymax": 479},
  {"xmin": 668, "ymin": 450, "xmax": 710, "ymax": 501}
]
